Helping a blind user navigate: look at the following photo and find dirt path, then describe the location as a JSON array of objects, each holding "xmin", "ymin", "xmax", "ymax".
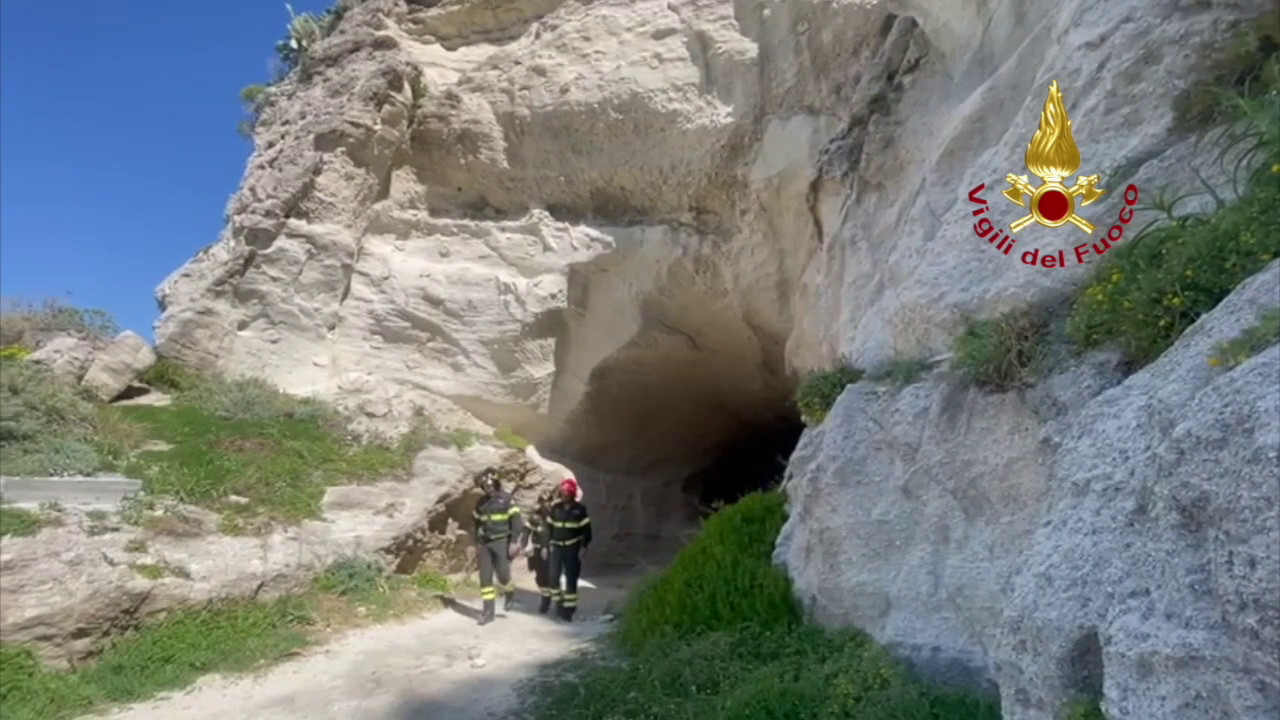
[{"xmin": 100, "ymin": 569, "xmax": 634, "ymax": 720}]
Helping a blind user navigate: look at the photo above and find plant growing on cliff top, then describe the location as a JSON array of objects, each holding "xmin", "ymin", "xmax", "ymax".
[
  {"xmin": 794, "ymin": 365, "xmax": 865, "ymax": 425},
  {"xmin": 0, "ymin": 297, "xmax": 118, "ymax": 349},
  {"xmin": 952, "ymin": 308, "xmax": 1050, "ymax": 392},
  {"xmin": 1067, "ymin": 35, "xmax": 1280, "ymax": 366}
]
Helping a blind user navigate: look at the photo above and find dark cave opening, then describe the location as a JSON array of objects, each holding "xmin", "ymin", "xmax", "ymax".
[{"xmin": 681, "ymin": 418, "xmax": 805, "ymax": 514}]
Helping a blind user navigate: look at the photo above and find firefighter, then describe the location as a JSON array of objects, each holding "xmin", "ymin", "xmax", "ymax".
[
  {"xmin": 471, "ymin": 467, "xmax": 523, "ymax": 626},
  {"xmin": 518, "ymin": 489, "xmax": 556, "ymax": 614},
  {"xmin": 547, "ymin": 477, "xmax": 591, "ymax": 621}
]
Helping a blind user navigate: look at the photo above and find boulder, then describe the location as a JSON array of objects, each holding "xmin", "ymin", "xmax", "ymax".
[
  {"xmin": 25, "ymin": 335, "xmax": 99, "ymax": 383},
  {"xmin": 80, "ymin": 331, "xmax": 156, "ymax": 401}
]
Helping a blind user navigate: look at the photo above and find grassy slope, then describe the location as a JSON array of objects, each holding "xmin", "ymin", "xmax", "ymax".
[{"xmin": 521, "ymin": 492, "xmax": 1001, "ymax": 720}]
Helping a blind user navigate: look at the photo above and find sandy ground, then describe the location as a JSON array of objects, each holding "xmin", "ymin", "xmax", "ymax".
[{"xmin": 100, "ymin": 568, "xmax": 635, "ymax": 720}]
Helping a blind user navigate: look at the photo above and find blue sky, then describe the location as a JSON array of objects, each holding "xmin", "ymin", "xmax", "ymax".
[{"xmin": 0, "ymin": 0, "xmax": 330, "ymax": 341}]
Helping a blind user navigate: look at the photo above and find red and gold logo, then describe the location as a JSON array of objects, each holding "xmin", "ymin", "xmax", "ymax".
[{"xmin": 968, "ymin": 81, "xmax": 1140, "ymax": 270}]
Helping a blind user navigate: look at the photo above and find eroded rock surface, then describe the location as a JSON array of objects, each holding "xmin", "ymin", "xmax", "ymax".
[
  {"xmin": 80, "ymin": 331, "xmax": 157, "ymax": 401},
  {"xmin": 776, "ymin": 261, "xmax": 1280, "ymax": 720},
  {"xmin": 0, "ymin": 442, "xmax": 562, "ymax": 666}
]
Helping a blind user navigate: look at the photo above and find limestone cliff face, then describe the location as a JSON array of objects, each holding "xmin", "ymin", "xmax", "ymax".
[
  {"xmin": 159, "ymin": 0, "xmax": 1266, "ymax": 474},
  {"xmin": 776, "ymin": 262, "xmax": 1280, "ymax": 720},
  {"xmin": 154, "ymin": 0, "xmax": 1278, "ymax": 716}
]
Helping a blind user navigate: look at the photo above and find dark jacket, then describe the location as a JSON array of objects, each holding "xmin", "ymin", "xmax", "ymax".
[
  {"xmin": 519, "ymin": 504, "xmax": 552, "ymax": 549},
  {"xmin": 473, "ymin": 490, "xmax": 523, "ymax": 543},
  {"xmin": 547, "ymin": 499, "xmax": 591, "ymax": 549}
]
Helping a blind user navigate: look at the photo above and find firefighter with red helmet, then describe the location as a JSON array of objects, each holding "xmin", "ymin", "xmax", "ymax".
[
  {"xmin": 547, "ymin": 477, "xmax": 592, "ymax": 621},
  {"xmin": 471, "ymin": 467, "xmax": 523, "ymax": 626}
]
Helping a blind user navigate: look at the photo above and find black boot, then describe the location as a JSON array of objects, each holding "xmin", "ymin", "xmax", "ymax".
[
  {"xmin": 478, "ymin": 599, "xmax": 495, "ymax": 626},
  {"xmin": 503, "ymin": 591, "xmax": 516, "ymax": 611},
  {"xmin": 559, "ymin": 605, "xmax": 575, "ymax": 622},
  {"xmin": 538, "ymin": 595, "xmax": 551, "ymax": 614}
]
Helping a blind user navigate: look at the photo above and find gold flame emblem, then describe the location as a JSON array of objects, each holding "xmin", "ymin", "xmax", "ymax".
[{"xmin": 1003, "ymin": 81, "xmax": 1105, "ymax": 234}]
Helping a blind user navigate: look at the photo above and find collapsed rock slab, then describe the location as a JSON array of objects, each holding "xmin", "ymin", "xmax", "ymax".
[
  {"xmin": 80, "ymin": 331, "xmax": 156, "ymax": 401},
  {"xmin": 25, "ymin": 335, "xmax": 100, "ymax": 383}
]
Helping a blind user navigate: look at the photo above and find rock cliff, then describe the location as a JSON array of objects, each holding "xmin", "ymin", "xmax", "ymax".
[
  {"xmin": 151, "ymin": 0, "xmax": 1278, "ymax": 716},
  {"xmin": 777, "ymin": 261, "xmax": 1280, "ymax": 720}
]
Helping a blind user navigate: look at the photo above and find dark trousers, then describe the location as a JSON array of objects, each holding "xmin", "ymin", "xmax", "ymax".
[
  {"xmin": 548, "ymin": 544, "xmax": 582, "ymax": 611},
  {"xmin": 475, "ymin": 538, "xmax": 513, "ymax": 604},
  {"xmin": 527, "ymin": 546, "xmax": 552, "ymax": 594}
]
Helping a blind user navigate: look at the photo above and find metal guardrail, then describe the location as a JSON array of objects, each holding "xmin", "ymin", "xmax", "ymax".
[{"xmin": 0, "ymin": 476, "xmax": 143, "ymax": 509}]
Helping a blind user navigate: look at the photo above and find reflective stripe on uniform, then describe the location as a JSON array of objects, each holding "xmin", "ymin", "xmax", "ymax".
[
  {"xmin": 539, "ymin": 587, "xmax": 552, "ymax": 596},
  {"xmin": 548, "ymin": 517, "xmax": 590, "ymax": 529},
  {"xmin": 562, "ymin": 593, "xmax": 578, "ymax": 608},
  {"xmin": 501, "ymin": 582, "xmax": 515, "ymax": 593},
  {"xmin": 474, "ymin": 511, "xmax": 517, "ymax": 522},
  {"xmin": 480, "ymin": 586, "xmax": 497, "ymax": 600},
  {"xmin": 550, "ymin": 537, "xmax": 582, "ymax": 546}
]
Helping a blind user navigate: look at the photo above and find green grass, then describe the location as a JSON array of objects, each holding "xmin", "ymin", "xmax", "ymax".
[
  {"xmin": 619, "ymin": 492, "xmax": 799, "ymax": 652},
  {"xmin": 0, "ymin": 507, "xmax": 46, "ymax": 538},
  {"xmin": 493, "ymin": 426, "xmax": 530, "ymax": 451},
  {"xmin": 118, "ymin": 400, "xmax": 416, "ymax": 526},
  {"xmin": 866, "ymin": 357, "xmax": 934, "ymax": 386},
  {"xmin": 0, "ymin": 557, "xmax": 453, "ymax": 720},
  {"xmin": 952, "ymin": 309, "xmax": 1050, "ymax": 391},
  {"xmin": 1061, "ymin": 699, "xmax": 1106, "ymax": 720},
  {"xmin": 522, "ymin": 492, "xmax": 1000, "ymax": 720},
  {"xmin": 1210, "ymin": 307, "xmax": 1280, "ymax": 367},
  {"xmin": 0, "ymin": 597, "xmax": 313, "ymax": 720},
  {"xmin": 794, "ymin": 366, "xmax": 865, "ymax": 426}
]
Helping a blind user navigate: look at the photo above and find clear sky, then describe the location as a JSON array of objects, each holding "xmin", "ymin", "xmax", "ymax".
[{"xmin": 0, "ymin": 0, "xmax": 331, "ymax": 342}]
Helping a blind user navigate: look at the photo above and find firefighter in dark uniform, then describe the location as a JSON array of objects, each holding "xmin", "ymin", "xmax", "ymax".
[
  {"xmin": 471, "ymin": 467, "xmax": 523, "ymax": 626},
  {"xmin": 518, "ymin": 489, "xmax": 556, "ymax": 614},
  {"xmin": 547, "ymin": 478, "xmax": 592, "ymax": 621}
]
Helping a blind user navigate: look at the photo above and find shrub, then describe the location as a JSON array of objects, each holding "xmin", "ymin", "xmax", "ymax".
[
  {"xmin": 0, "ymin": 361, "xmax": 107, "ymax": 476},
  {"xmin": 1172, "ymin": 9, "xmax": 1279, "ymax": 132},
  {"xmin": 794, "ymin": 365, "xmax": 865, "ymax": 425},
  {"xmin": 176, "ymin": 375, "xmax": 337, "ymax": 426},
  {"xmin": 1210, "ymin": 307, "xmax": 1280, "ymax": 367},
  {"xmin": 313, "ymin": 557, "xmax": 385, "ymax": 597},
  {"xmin": 0, "ymin": 507, "xmax": 45, "ymax": 538},
  {"xmin": 1066, "ymin": 172, "xmax": 1280, "ymax": 365},
  {"xmin": 0, "ymin": 298, "xmax": 117, "ymax": 349},
  {"xmin": 952, "ymin": 309, "xmax": 1050, "ymax": 391},
  {"xmin": 137, "ymin": 358, "xmax": 203, "ymax": 393},
  {"xmin": 618, "ymin": 491, "xmax": 799, "ymax": 652}
]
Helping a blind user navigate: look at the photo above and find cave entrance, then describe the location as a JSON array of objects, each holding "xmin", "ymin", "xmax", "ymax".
[
  {"xmin": 540, "ymin": 282, "xmax": 806, "ymax": 573},
  {"xmin": 682, "ymin": 419, "xmax": 804, "ymax": 514}
]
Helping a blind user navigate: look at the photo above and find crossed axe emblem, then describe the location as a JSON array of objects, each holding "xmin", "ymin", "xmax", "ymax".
[{"xmin": 1002, "ymin": 173, "xmax": 1106, "ymax": 234}]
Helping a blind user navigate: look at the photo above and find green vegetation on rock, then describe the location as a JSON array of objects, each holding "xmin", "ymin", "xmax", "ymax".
[
  {"xmin": 952, "ymin": 309, "xmax": 1050, "ymax": 391},
  {"xmin": 794, "ymin": 365, "xmax": 865, "ymax": 425},
  {"xmin": 521, "ymin": 491, "xmax": 1001, "ymax": 720},
  {"xmin": 0, "ymin": 507, "xmax": 47, "ymax": 538},
  {"xmin": 0, "ymin": 556, "xmax": 457, "ymax": 720},
  {"xmin": 1210, "ymin": 307, "xmax": 1280, "ymax": 367}
]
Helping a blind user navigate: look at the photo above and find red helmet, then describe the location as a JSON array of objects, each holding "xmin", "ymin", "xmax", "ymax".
[{"xmin": 559, "ymin": 478, "xmax": 579, "ymax": 498}]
